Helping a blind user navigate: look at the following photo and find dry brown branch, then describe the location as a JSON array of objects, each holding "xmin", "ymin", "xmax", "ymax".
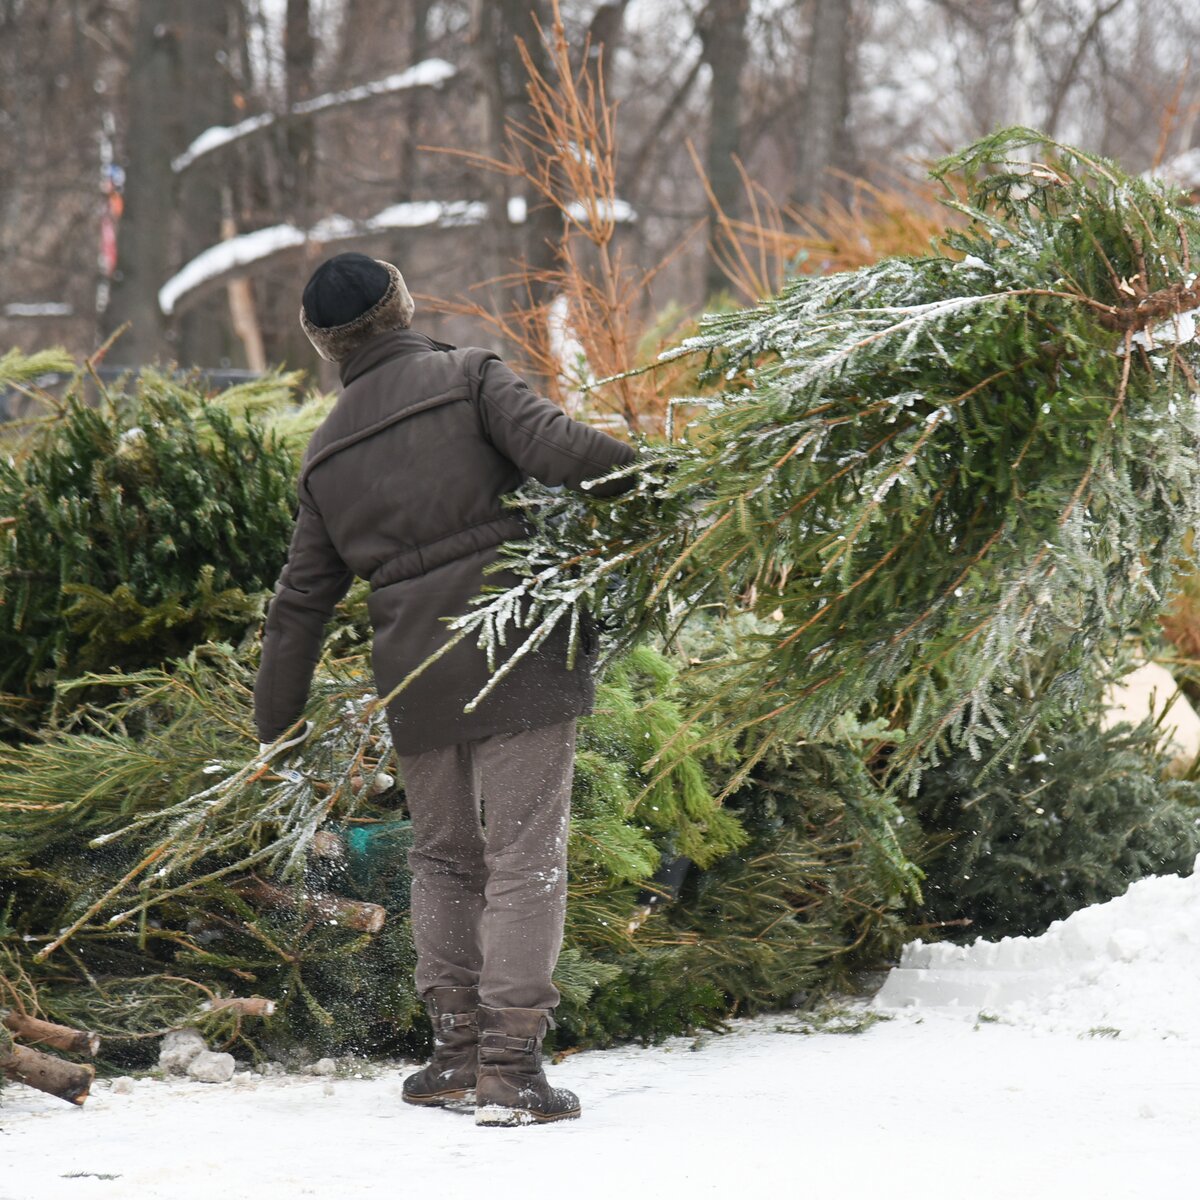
[
  {"xmin": 1151, "ymin": 58, "xmax": 1198, "ymax": 171},
  {"xmin": 693, "ymin": 157, "xmax": 961, "ymax": 302},
  {"xmin": 419, "ymin": 0, "xmax": 693, "ymax": 434}
]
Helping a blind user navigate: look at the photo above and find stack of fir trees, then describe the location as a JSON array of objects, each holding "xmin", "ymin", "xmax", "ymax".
[
  {"xmin": 3, "ymin": 129, "xmax": 1199, "ymax": 1080},
  {"xmin": 0, "ymin": 356, "xmax": 910, "ymax": 1074}
]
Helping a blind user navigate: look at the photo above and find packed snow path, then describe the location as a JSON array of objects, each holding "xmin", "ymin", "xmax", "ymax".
[{"xmin": 1, "ymin": 1009, "xmax": 1195, "ymax": 1200}]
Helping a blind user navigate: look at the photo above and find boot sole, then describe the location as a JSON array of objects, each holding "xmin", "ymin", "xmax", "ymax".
[
  {"xmin": 403, "ymin": 1087, "xmax": 476, "ymax": 1108},
  {"xmin": 475, "ymin": 1103, "xmax": 581, "ymax": 1127}
]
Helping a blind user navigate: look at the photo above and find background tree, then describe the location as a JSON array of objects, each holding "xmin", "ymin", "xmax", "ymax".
[
  {"xmin": 3, "ymin": 0, "xmax": 1200, "ymax": 377},
  {"xmin": 792, "ymin": 0, "xmax": 854, "ymax": 209},
  {"xmin": 104, "ymin": 1, "xmax": 183, "ymax": 365},
  {"xmin": 698, "ymin": 0, "xmax": 750, "ymax": 297}
]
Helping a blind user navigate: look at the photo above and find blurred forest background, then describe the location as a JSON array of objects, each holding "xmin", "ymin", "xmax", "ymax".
[{"xmin": 2, "ymin": 0, "xmax": 1200, "ymax": 396}]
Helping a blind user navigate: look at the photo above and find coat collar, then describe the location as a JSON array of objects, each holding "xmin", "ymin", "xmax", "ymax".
[{"xmin": 338, "ymin": 328, "xmax": 456, "ymax": 387}]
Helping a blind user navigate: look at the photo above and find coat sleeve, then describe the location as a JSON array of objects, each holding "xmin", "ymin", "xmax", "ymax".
[
  {"xmin": 254, "ymin": 494, "xmax": 355, "ymax": 743},
  {"xmin": 471, "ymin": 355, "xmax": 638, "ymax": 497}
]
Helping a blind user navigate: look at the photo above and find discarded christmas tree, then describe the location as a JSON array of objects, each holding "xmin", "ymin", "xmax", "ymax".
[
  {"xmin": 425, "ymin": 128, "xmax": 1200, "ymax": 865},
  {"xmin": 913, "ymin": 648, "xmax": 1200, "ymax": 942},
  {"xmin": 1, "ymin": 632, "xmax": 894, "ymax": 1059}
]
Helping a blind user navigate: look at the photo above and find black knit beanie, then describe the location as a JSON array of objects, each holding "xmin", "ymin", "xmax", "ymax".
[{"xmin": 302, "ymin": 253, "xmax": 391, "ymax": 328}]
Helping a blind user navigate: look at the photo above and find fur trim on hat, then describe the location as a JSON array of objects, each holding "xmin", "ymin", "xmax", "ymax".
[{"xmin": 300, "ymin": 260, "xmax": 415, "ymax": 362}]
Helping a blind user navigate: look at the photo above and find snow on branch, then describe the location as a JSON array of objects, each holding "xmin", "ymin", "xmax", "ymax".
[
  {"xmin": 158, "ymin": 196, "xmax": 636, "ymax": 316},
  {"xmin": 171, "ymin": 58, "xmax": 457, "ymax": 174},
  {"xmin": 4, "ymin": 302, "xmax": 74, "ymax": 318},
  {"xmin": 158, "ymin": 201, "xmax": 487, "ymax": 316}
]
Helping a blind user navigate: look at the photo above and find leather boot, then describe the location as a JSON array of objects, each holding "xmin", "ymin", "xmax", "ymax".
[
  {"xmin": 474, "ymin": 1005, "xmax": 581, "ymax": 1126},
  {"xmin": 401, "ymin": 985, "xmax": 478, "ymax": 1107}
]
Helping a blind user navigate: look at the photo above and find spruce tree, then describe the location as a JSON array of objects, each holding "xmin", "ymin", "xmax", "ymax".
[
  {"xmin": 0, "ymin": 639, "xmax": 765, "ymax": 1057},
  {"xmin": 914, "ymin": 684, "xmax": 1200, "ymax": 941},
  {"xmin": 413, "ymin": 129, "xmax": 1200, "ymax": 893},
  {"xmin": 0, "ymin": 363, "xmax": 301, "ymax": 727}
]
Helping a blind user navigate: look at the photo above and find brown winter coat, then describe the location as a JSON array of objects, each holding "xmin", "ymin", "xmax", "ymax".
[{"xmin": 253, "ymin": 328, "xmax": 637, "ymax": 754}]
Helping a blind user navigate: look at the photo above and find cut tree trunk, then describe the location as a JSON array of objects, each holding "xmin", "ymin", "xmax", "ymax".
[
  {"xmin": 2, "ymin": 1010, "xmax": 100, "ymax": 1057},
  {"xmin": 1, "ymin": 1043, "xmax": 95, "ymax": 1105},
  {"xmin": 234, "ymin": 877, "xmax": 386, "ymax": 933},
  {"xmin": 200, "ymin": 996, "xmax": 277, "ymax": 1018}
]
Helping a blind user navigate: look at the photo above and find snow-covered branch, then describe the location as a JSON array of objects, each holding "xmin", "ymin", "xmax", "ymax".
[
  {"xmin": 171, "ymin": 59, "xmax": 458, "ymax": 174},
  {"xmin": 4, "ymin": 302, "xmax": 74, "ymax": 318},
  {"xmin": 158, "ymin": 202, "xmax": 485, "ymax": 316},
  {"xmin": 158, "ymin": 197, "xmax": 637, "ymax": 317}
]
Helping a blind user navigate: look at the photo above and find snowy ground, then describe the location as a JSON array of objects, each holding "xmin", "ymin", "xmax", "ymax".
[
  {"xmin": 4, "ymin": 863, "xmax": 1199, "ymax": 1200},
  {"xmin": 2, "ymin": 1011, "xmax": 1194, "ymax": 1200}
]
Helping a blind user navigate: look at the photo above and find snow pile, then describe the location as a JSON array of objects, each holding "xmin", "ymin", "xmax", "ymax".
[{"xmin": 874, "ymin": 856, "xmax": 1200, "ymax": 1038}]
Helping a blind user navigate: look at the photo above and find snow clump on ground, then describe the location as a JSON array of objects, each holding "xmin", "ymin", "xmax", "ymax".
[{"xmin": 874, "ymin": 854, "xmax": 1200, "ymax": 1039}]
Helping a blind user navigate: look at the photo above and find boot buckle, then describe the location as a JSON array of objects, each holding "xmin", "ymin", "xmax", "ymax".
[
  {"xmin": 438, "ymin": 1011, "xmax": 476, "ymax": 1032},
  {"xmin": 479, "ymin": 1032, "xmax": 536, "ymax": 1054}
]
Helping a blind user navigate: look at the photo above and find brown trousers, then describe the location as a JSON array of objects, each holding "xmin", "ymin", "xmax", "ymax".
[{"xmin": 396, "ymin": 717, "xmax": 576, "ymax": 1012}]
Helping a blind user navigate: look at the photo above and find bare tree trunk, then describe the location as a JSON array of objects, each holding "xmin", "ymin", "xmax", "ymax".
[
  {"xmin": 371, "ymin": 0, "xmax": 433, "ymax": 353},
  {"xmin": 105, "ymin": 0, "xmax": 187, "ymax": 365},
  {"xmin": 465, "ymin": 0, "xmax": 561, "ymax": 379},
  {"xmin": 284, "ymin": 0, "xmax": 316, "ymax": 222},
  {"xmin": 699, "ymin": 0, "xmax": 750, "ymax": 299},
  {"xmin": 178, "ymin": 0, "xmax": 238, "ymax": 366},
  {"xmin": 583, "ymin": 0, "xmax": 630, "ymax": 96},
  {"xmin": 276, "ymin": 0, "xmax": 319, "ymax": 369},
  {"xmin": 1044, "ymin": 0, "xmax": 1127, "ymax": 138},
  {"xmin": 223, "ymin": 205, "xmax": 268, "ymax": 371},
  {"xmin": 479, "ymin": 0, "xmax": 559, "ymax": 307},
  {"xmin": 396, "ymin": 0, "xmax": 433, "ymax": 201},
  {"xmin": 1010, "ymin": 0, "xmax": 1040, "ymax": 140},
  {"xmin": 793, "ymin": 0, "xmax": 852, "ymax": 209}
]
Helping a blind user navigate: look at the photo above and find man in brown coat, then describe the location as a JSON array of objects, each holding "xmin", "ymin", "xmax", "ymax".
[{"xmin": 254, "ymin": 252, "xmax": 636, "ymax": 1126}]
